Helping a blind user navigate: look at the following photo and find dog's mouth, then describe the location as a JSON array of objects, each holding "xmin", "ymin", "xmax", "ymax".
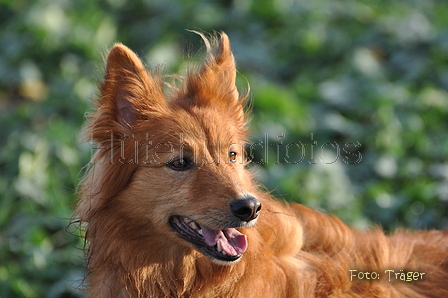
[{"xmin": 169, "ymin": 216, "xmax": 247, "ymax": 263}]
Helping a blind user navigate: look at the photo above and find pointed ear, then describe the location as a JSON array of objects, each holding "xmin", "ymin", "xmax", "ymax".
[
  {"xmin": 179, "ymin": 32, "xmax": 243, "ymax": 111},
  {"xmin": 89, "ymin": 43, "xmax": 166, "ymax": 141}
]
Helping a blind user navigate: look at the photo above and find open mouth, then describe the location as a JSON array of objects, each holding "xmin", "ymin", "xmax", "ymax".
[{"xmin": 169, "ymin": 216, "xmax": 247, "ymax": 263}]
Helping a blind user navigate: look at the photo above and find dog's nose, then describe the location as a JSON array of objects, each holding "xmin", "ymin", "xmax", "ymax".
[{"xmin": 230, "ymin": 195, "xmax": 262, "ymax": 222}]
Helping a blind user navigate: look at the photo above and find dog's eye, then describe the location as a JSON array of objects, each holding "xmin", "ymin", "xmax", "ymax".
[
  {"xmin": 168, "ymin": 158, "xmax": 191, "ymax": 171},
  {"xmin": 229, "ymin": 151, "xmax": 237, "ymax": 163}
]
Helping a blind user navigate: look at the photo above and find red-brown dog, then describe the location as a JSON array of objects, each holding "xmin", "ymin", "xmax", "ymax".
[{"xmin": 76, "ymin": 32, "xmax": 448, "ymax": 297}]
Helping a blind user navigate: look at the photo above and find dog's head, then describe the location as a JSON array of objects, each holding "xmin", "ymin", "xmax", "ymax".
[{"xmin": 80, "ymin": 33, "xmax": 261, "ymax": 264}]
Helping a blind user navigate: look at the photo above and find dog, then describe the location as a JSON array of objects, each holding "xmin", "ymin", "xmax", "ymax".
[{"xmin": 76, "ymin": 32, "xmax": 448, "ymax": 297}]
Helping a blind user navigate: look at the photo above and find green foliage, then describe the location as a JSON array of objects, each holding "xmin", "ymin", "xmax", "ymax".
[{"xmin": 1, "ymin": 0, "xmax": 447, "ymax": 297}]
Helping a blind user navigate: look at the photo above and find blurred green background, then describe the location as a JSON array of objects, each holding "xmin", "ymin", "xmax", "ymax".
[{"xmin": 1, "ymin": 0, "xmax": 447, "ymax": 297}]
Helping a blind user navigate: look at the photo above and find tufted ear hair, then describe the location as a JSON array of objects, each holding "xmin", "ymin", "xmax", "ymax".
[
  {"xmin": 88, "ymin": 43, "xmax": 167, "ymax": 143},
  {"xmin": 178, "ymin": 32, "xmax": 246, "ymax": 120}
]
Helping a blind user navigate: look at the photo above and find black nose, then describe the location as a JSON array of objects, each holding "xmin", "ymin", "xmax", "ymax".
[{"xmin": 230, "ymin": 195, "xmax": 262, "ymax": 222}]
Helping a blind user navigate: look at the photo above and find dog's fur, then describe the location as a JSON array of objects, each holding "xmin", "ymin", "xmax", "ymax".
[{"xmin": 76, "ymin": 32, "xmax": 448, "ymax": 297}]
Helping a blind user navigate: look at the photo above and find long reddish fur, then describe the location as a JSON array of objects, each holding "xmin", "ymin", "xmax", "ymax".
[{"xmin": 76, "ymin": 32, "xmax": 448, "ymax": 297}]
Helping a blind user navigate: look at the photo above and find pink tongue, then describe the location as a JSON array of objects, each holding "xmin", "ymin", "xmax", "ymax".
[{"xmin": 201, "ymin": 226, "xmax": 247, "ymax": 256}]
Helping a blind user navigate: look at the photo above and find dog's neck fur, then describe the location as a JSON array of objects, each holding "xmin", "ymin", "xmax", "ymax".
[{"xmin": 81, "ymin": 191, "xmax": 313, "ymax": 297}]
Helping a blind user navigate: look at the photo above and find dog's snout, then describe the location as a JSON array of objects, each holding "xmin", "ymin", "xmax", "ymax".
[{"xmin": 230, "ymin": 195, "xmax": 262, "ymax": 222}]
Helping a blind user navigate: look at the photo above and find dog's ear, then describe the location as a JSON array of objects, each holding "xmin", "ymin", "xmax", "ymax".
[
  {"xmin": 89, "ymin": 43, "xmax": 166, "ymax": 141},
  {"xmin": 179, "ymin": 32, "xmax": 245, "ymax": 118}
]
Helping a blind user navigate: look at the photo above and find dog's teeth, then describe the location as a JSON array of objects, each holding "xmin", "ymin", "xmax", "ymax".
[
  {"xmin": 216, "ymin": 241, "xmax": 222, "ymax": 253},
  {"xmin": 197, "ymin": 229, "xmax": 203, "ymax": 236},
  {"xmin": 189, "ymin": 222, "xmax": 198, "ymax": 230}
]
